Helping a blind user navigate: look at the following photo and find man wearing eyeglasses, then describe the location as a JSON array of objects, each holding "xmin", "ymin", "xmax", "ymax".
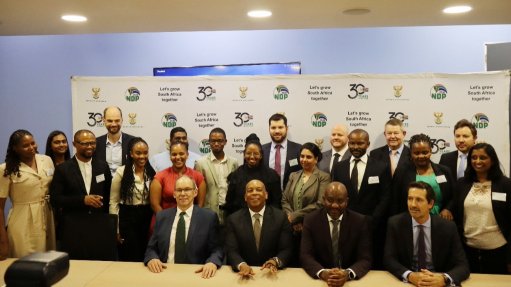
[
  {"xmin": 144, "ymin": 175, "xmax": 223, "ymax": 279},
  {"xmin": 50, "ymin": 129, "xmax": 114, "ymax": 260},
  {"xmin": 194, "ymin": 128, "xmax": 238, "ymax": 225}
]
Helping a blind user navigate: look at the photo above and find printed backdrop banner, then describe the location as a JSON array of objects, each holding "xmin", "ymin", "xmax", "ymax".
[{"xmin": 72, "ymin": 72, "xmax": 511, "ymax": 174}]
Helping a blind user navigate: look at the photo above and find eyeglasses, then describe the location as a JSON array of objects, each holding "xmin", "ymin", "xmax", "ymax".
[
  {"xmin": 175, "ymin": 187, "xmax": 195, "ymax": 193},
  {"xmin": 77, "ymin": 141, "xmax": 96, "ymax": 147}
]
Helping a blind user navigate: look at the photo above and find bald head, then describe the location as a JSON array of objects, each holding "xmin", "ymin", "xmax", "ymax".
[
  {"xmin": 330, "ymin": 124, "xmax": 349, "ymax": 152},
  {"xmin": 323, "ymin": 182, "xmax": 349, "ymax": 220},
  {"xmin": 103, "ymin": 106, "xmax": 123, "ymax": 135}
]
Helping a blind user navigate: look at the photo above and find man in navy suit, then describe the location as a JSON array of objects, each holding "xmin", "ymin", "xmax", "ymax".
[
  {"xmin": 331, "ymin": 129, "xmax": 390, "ymax": 269},
  {"xmin": 262, "ymin": 113, "xmax": 301, "ymax": 190},
  {"xmin": 225, "ymin": 179, "xmax": 293, "ymax": 277},
  {"xmin": 144, "ymin": 175, "xmax": 222, "ymax": 278},
  {"xmin": 301, "ymin": 182, "xmax": 372, "ymax": 286},
  {"xmin": 384, "ymin": 181, "xmax": 469, "ymax": 286},
  {"xmin": 94, "ymin": 106, "xmax": 135, "ymax": 175},
  {"xmin": 439, "ymin": 119, "xmax": 477, "ymax": 179},
  {"xmin": 318, "ymin": 124, "xmax": 351, "ymax": 173},
  {"xmin": 50, "ymin": 129, "xmax": 114, "ymax": 260}
]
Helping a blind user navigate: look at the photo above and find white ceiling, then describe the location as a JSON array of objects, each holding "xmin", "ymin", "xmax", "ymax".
[{"xmin": 1, "ymin": 0, "xmax": 510, "ymax": 36}]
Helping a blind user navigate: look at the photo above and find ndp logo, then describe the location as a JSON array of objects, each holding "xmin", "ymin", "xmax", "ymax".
[
  {"xmin": 161, "ymin": 113, "xmax": 177, "ymax": 128},
  {"xmin": 472, "ymin": 113, "xmax": 489, "ymax": 129},
  {"xmin": 125, "ymin": 87, "xmax": 140, "ymax": 102},
  {"xmin": 431, "ymin": 84, "xmax": 447, "ymax": 100},
  {"xmin": 311, "ymin": 112, "xmax": 327, "ymax": 127},
  {"xmin": 199, "ymin": 139, "xmax": 211, "ymax": 154},
  {"xmin": 273, "ymin": 85, "xmax": 289, "ymax": 100}
]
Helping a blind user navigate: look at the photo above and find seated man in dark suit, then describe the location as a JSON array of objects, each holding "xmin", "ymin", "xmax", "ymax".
[
  {"xmin": 384, "ymin": 181, "xmax": 469, "ymax": 287},
  {"xmin": 301, "ymin": 182, "xmax": 372, "ymax": 287},
  {"xmin": 144, "ymin": 175, "xmax": 223, "ymax": 279},
  {"xmin": 225, "ymin": 179, "xmax": 293, "ymax": 277}
]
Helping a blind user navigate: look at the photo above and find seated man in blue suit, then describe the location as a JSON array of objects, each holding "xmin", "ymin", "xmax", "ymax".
[
  {"xmin": 144, "ymin": 175, "xmax": 223, "ymax": 278},
  {"xmin": 384, "ymin": 181, "xmax": 469, "ymax": 286},
  {"xmin": 225, "ymin": 179, "xmax": 293, "ymax": 277}
]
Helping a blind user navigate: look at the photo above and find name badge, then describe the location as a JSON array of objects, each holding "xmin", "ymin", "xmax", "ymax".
[
  {"xmin": 289, "ymin": 158, "xmax": 298, "ymax": 167},
  {"xmin": 45, "ymin": 168, "xmax": 54, "ymax": 177},
  {"xmin": 492, "ymin": 192, "xmax": 507, "ymax": 202},
  {"xmin": 368, "ymin": 176, "xmax": 379, "ymax": 184},
  {"xmin": 436, "ymin": 175, "xmax": 447, "ymax": 183},
  {"xmin": 96, "ymin": 174, "xmax": 105, "ymax": 183}
]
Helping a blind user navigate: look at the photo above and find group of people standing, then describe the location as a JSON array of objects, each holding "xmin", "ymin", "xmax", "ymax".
[{"xmin": 0, "ymin": 106, "xmax": 509, "ymax": 286}]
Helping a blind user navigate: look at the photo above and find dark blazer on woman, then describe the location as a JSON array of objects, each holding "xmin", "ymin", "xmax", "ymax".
[
  {"xmin": 281, "ymin": 167, "xmax": 331, "ymax": 224},
  {"xmin": 454, "ymin": 177, "xmax": 511, "ymax": 263},
  {"xmin": 391, "ymin": 162, "xmax": 455, "ymax": 215}
]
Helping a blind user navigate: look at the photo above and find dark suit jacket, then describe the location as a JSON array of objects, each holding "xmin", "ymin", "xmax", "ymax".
[
  {"xmin": 318, "ymin": 149, "xmax": 352, "ymax": 173},
  {"xmin": 262, "ymin": 140, "xmax": 302, "ymax": 189},
  {"xmin": 384, "ymin": 213, "xmax": 470, "ymax": 285},
  {"xmin": 331, "ymin": 156, "xmax": 391, "ymax": 226},
  {"xmin": 282, "ymin": 167, "xmax": 331, "ymax": 224},
  {"xmin": 439, "ymin": 150, "xmax": 459, "ymax": 178},
  {"xmin": 225, "ymin": 206, "xmax": 293, "ymax": 270},
  {"xmin": 391, "ymin": 162, "xmax": 455, "ymax": 215},
  {"xmin": 50, "ymin": 157, "xmax": 112, "ymax": 214},
  {"xmin": 300, "ymin": 208, "xmax": 372, "ymax": 279},
  {"xmin": 369, "ymin": 145, "xmax": 411, "ymax": 181},
  {"xmin": 454, "ymin": 177, "xmax": 511, "ymax": 263},
  {"xmin": 94, "ymin": 132, "xmax": 135, "ymax": 166},
  {"xmin": 144, "ymin": 206, "xmax": 223, "ymax": 266},
  {"xmin": 49, "ymin": 157, "xmax": 114, "ymax": 260}
]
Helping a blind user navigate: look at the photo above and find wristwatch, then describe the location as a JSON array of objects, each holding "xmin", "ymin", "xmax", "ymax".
[{"xmin": 272, "ymin": 257, "xmax": 282, "ymax": 268}]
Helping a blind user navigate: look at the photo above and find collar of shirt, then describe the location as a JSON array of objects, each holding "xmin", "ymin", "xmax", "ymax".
[
  {"xmin": 271, "ymin": 139, "xmax": 288, "ymax": 150},
  {"xmin": 106, "ymin": 132, "xmax": 123, "ymax": 146},
  {"xmin": 76, "ymin": 157, "xmax": 92, "ymax": 166},
  {"xmin": 326, "ymin": 212, "xmax": 344, "ymax": 223},
  {"xmin": 350, "ymin": 153, "xmax": 368, "ymax": 164},
  {"xmin": 388, "ymin": 144, "xmax": 405, "ymax": 155},
  {"xmin": 457, "ymin": 150, "xmax": 468, "ymax": 158},
  {"xmin": 207, "ymin": 152, "xmax": 227, "ymax": 164},
  {"xmin": 177, "ymin": 204, "xmax": 194, "ymax": 218},
  {"xmin": 334, "ymin": 145, "xmax": 349, "ymax": 157},
  {"xmin": 249, "ymin": 205, "xmax": 266, "ymax": 225},
  {"xmin": 411, "ymin": 216, "xmax": 431, "ymax": 229}
]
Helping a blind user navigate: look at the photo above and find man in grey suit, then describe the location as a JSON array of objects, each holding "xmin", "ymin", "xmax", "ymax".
[
  {"xmin": 195, "ymin": 127, "xmax": 238, "ymax": 225},
  {"xmin": 144, "ymin": 175, "xmax": 223, "ymax": 279},
  {"xmin": 94, "ymin": 106, "xmax": 134, "ymax": 175},
  {"xmin": 225, "ymin": 179, "xmax": 293, "ymax": 277},
  {"xmin": 384, "ymin": 181, "xmax": 469, "ymax": 286},
  {"xmin": 262, "ymin": 113, "xmax": 302, "ymax": 190},
  {"xmin": 318, "ymin": 124, "xmax": 351, "ymax": 173}
]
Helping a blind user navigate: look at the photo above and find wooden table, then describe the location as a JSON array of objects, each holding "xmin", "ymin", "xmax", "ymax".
[{"xmin": 1, "ymin": 259, "xmax": 509, "ymax": 286}]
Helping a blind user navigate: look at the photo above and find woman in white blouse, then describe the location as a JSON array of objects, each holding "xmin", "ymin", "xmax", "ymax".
[
  {"xmin": 110, "ymin": 137, "xmax": 155, "ymax": 262},
  {"xmin": 455, "ymin": 143, "xmax": 511, "ymax": 274}
]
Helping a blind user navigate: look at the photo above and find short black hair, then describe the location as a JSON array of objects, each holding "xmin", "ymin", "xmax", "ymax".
[
  {"xmin": 209, "ymin": 127, "xmax": 226, "ymax": 138},
  {"xmin": 268, "ymin": 113, "xmax": 288, "ymax": 126},
  {"xmin": 408, "ymin": 181, "xmax": 436, "ymax": 203},
  {"xmin": 170, "ymin": 127, "xmax": 187, "ymax": 140},
  {"xmin": 300, "ymin": 142, "xmax": 323, "ymax": 162}
]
